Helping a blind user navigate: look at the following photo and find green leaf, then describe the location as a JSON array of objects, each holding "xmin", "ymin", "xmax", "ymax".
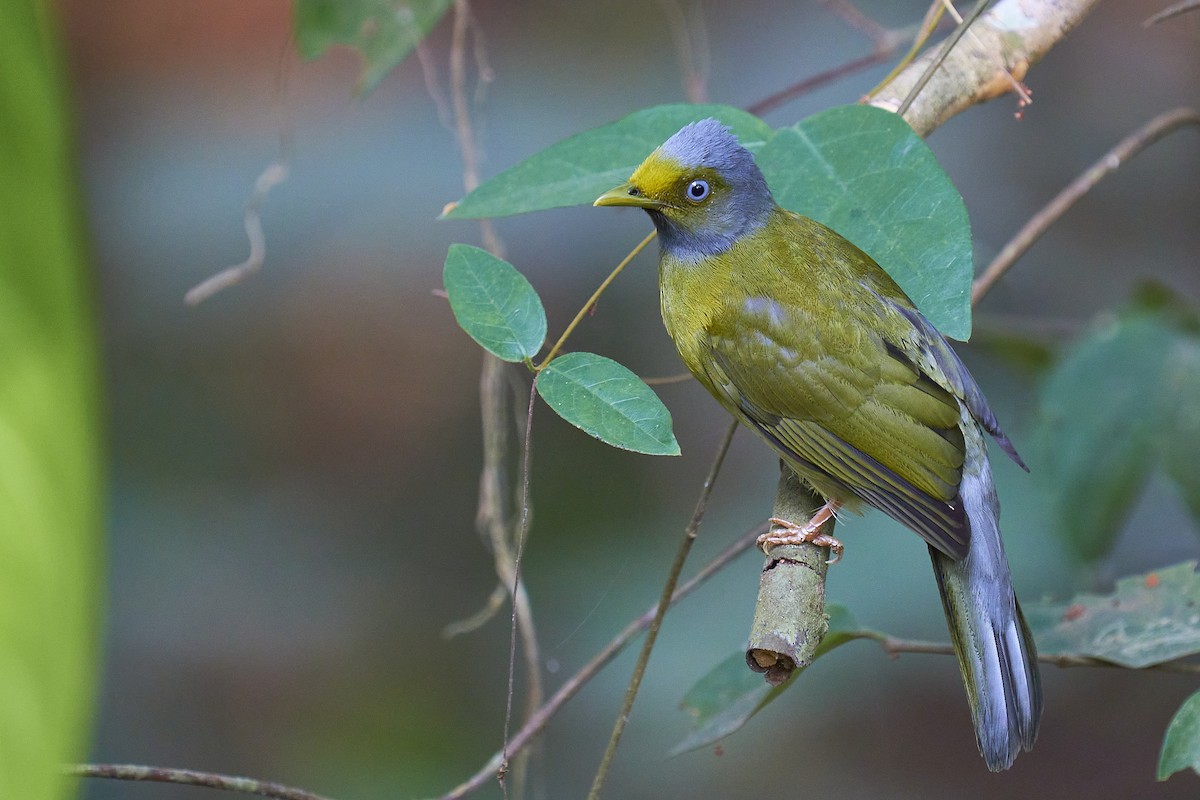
[
  {"xmin": 1159, "ymin": 689, "xmax": 1200, "ymax": 780},
  {"xmin": 292, "ymin": 0, "xmax": 452, "ymax": 94},
  {"xmin": 1036, "ymin": 298, "xmax": 1200, "ymax": 561},
  {"xmin": 445, "ymin": 104, "xmax": 773, "ymax": 219},
  {"xmin": 443, "ymin": 244, "xmax": 547, "ymax": 363},
  {"xmin": 536, "ymin": 353, "xmax": 680, "ymax": 455},
  {"xmin": 0, "ymin": 4, "xmax": 103, "ymax": 799},
  {"xmin": 1025, "ymin": 562, "xmax": 1200, "ymax": 668},
  {"xmin": 672, "ymin": 605, "xmax": 879, "ymax": 754},
  {"xmin": 757, "ymin": 105, "xmax": 973, "ymax": 339}
]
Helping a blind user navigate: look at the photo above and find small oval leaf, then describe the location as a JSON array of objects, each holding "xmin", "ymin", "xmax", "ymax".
[
  {"xmin": 444, "ymin": 244, "xmax": 547, "ymax": 363},
  {"xmin": 1159, "ymin": 689, "xmax": 1200, "ymax": 780},
  {"xmin": 445, "ymin": 104, "xmax": 773, "ymax": 219},
  {"xmin": 536, "ymin": 352, "xmax": 680, "ymax": 456}
]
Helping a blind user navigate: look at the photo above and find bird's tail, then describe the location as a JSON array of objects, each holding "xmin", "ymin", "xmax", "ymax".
[{"xmin": 928, "ymin": 438, "xmax": 1042, "ymax": 771}]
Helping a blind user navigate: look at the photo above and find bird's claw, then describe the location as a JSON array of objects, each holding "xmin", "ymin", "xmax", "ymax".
[{"xmin": 758, "ymin": 514, "xmax": 844, "ymax": 563}]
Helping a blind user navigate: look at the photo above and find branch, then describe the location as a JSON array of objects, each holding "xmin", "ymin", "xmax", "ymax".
[
  {"xmin": 66, "ymin": 764, "xmax": 335, "ymax": 800},
  {"xmin": 869, "ymin": 0, "xmax": 1104, "ymax": 136},
  {"xmin": 972, "ymin": 106, "xmax": 1200, "ymax": 304}
]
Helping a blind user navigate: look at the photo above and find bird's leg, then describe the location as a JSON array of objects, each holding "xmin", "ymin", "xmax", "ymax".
[{"xmin": 758, "ymin": 499, "xmax": 844, "ymax": 562}]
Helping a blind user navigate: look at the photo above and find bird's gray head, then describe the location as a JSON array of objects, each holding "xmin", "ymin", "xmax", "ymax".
[{"xmin": 594, "ymin": 118, "xmax": 775, "ymax": 261}]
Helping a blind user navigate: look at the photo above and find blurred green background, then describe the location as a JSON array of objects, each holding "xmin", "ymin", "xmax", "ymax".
[{"xmin": 54, "ymin": 1, "xmax": 1200, "ymax": 798}]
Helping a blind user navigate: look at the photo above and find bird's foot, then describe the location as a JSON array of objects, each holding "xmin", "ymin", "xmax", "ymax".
[{"xmin": 759, "ymin": 501, "xmax": 844, "ymax": 563}]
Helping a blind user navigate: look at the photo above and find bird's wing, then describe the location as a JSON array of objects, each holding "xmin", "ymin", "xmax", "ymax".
[
  {"xmin": 703, "ymin": 295, "xmax": 972, "ymax": 559},
  {"xmin": 877, "ymin": 295, "xmax": 1028, "ymax": 470}
]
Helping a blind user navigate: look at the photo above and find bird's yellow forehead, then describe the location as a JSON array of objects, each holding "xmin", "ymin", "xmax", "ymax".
[{"xmin": 629, "ymin": 151, "xmax": 689, "ymax": 199}]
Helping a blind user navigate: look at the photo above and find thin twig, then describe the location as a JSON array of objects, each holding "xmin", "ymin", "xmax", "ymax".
[
  {"xmin": 437, "ymin": 520, "xmax": 765, "ymax": 800},
  {"xmin": 586, "ymin": 420, "xmax": 738, "ymax": 800},
  {"xmin": 879, "ymin": 637, "xmax": 1200, "ymax": 674},
  {"xmin": 746, "ymin": 49, "xmax": 898, "ymax": 117},
  {"xmin": 822, "ymin": 0, "xmax": 893, "ymax": 46},
  {"xmin": 1144, "ymin": 0, "xmax": 1200, "ymax": 26},
  {"xmin": 498, "ymin": 379, "xmax": 539, "ymax": 794},
  {"xmin": 66, "ymin": 764, "xmax": 335, "ymax": 800},
  {"xmin": 641, "ymin": 371, "xmax": 695, "ymax": 386},
  {"xmin": 537, "ymin": 231, "xmax": 657, "ymax": 369},
  {"xmin": 972, "ymin": 107, "xmax": 1200, "ymax": 305},
  {"xmin": 865, "ymin": 2, "xmax": 946, "ymax": 100}
]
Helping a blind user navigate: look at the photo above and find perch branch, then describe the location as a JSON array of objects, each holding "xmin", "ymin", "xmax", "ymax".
[{"xmin": 869, "ymin": 0, "xmax": 1103, "ymax": 136}]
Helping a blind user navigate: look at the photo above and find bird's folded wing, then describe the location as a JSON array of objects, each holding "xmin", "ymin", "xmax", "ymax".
[
  {"xmin": 705, "ymin": 322, "xmax": 972, "ymax": 559},
  {"xmin": 880, "ymin": 295, "xmax": 1027, "ymax": 471}
]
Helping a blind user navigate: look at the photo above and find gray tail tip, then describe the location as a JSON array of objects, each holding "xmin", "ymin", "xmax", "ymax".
[{"xmin": 980, "ymin": 604, "xmax": 1043, "ymax": 771}]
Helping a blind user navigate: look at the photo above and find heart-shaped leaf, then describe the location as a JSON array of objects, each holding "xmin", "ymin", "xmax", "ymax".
[{"xmin": 757, "ymin": 105, "xmax": 973, "ymax": 339}]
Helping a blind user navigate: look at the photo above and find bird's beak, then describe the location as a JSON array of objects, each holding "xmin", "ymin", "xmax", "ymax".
[{"xmin": 593, "ymin": 183, "xmax": 665, "ymax": 210}]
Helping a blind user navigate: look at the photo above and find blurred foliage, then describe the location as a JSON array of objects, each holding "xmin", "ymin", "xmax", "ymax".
[
  {"xmin": 1037, "ymin": 285, "xmax": 1200, "ymax": 562},
  {"xmin": 1027, "ymin": 561, "xmax": 1200, "ymax": 668},
  {"xmin": 292, "ymin": 0, "xmax": 452, "ymax": 94},
  {"xmin": 0, "ymin": 2, "xmax": 103, "ymax": 799}
]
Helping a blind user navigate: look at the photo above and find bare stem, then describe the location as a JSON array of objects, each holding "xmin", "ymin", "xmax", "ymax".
[
  {"xmin": 972, "ymin": 106, "xmax": 1200, "ymax": 304},
  {"xmin": 66, "ymin": 764, "xmax": 335, "ymax": 800},
  {"xmin": 586, "ymin": 420, "xmax": 738, "ymax": 800}
]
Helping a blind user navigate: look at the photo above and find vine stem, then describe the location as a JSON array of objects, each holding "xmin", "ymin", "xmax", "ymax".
[
  {"xmin": 586, "ymin": 420, "xmax": 738, "ymax": 800},
  {"xmin": 879, "ymin": 638, "xmax": 1200, "ymax": 674},
  {"xmin": 972, "ymin": 107, "xmax": 1200, "ymax": 304},
  {"xmin": 537, "ymin": 230, "xmax": 657, "ymax": 369}
]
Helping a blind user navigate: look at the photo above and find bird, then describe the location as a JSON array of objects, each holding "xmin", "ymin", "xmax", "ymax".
[{"xmin": 594, "ymin": 118, "xmax": 1042, "ymax": 771}]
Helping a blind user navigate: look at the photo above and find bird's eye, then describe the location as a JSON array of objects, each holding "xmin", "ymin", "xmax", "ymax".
[{"xmin": 685, "ymin": 179, "xmax": 711, "ymax": 203}]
